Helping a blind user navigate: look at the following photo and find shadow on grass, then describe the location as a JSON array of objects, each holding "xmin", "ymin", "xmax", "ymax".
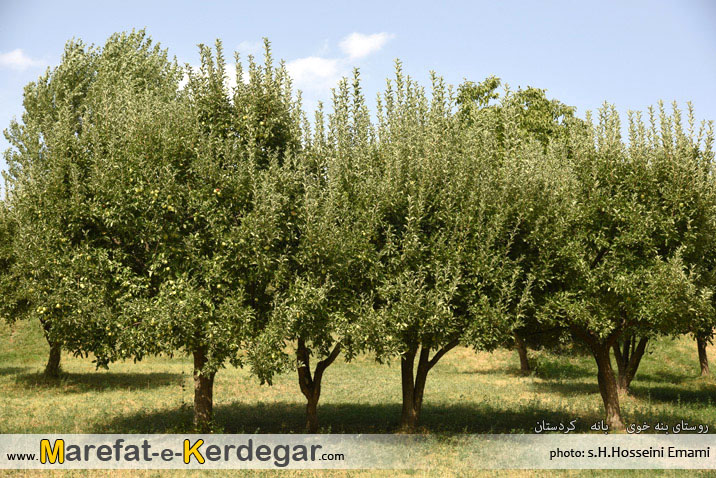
[
  {"xmin": 531, "ymin": 374, "xmax": 716, "ymax": 408},
  {"xmin": 0, "ymin": 366, "xmax": 31, "ymax": 377},
  {"xmin": 635, "ymin": 369, "xmax": 701, "ymax": 385},
  {"xmin": 457, "ymin": 367, "xmax": 512, "ymax": 376},
  {"xmin": 100, "ymin": 400, "xmax": 606, "ymax": 434},
  {"xmin": 628, "ymin": 384, "xmax": 716, "ymax": 406},
  {"xmin": 529, "ymin": 379, "xmax": 600, "ymax": 397},
  {"xmin": 15, "ymin": 371, "xmax": 185, "ymax": 392},
  {"xmin": 526, "ymin": 356, "xmax": 706, "ymax": 390},
  {"xmin": 457, "ymin": 356, "xmax": 595, "ymax": 380},
  {"xmin": 531, "ymin": 357, "xmax": 595, "ymax": 380},
  {"xmin": 99, "ymin": 396, "xmax": 715, "ymax": 435}
]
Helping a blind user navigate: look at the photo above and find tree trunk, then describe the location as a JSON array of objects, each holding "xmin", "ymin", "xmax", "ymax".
[
  {"xmin": 305, "ymin": 395, "xmax": 319, "ymax": 433},
  {"xmin": 399, "ymin": 340, "xmax": 459, "ymax": 432},
  {"xmin": 697, "ymin": 336, "xmax": 710, "ymax": 376},
  {"xmin": 45, "ymin": 341, "xmax": 61, "ymax": 378},
  {"xmin": 296, "ymin": 339, "xmax": 341, "ymax": 433},
  {"xmin": 193, "ymin": 347, "xmax": 216, "ymax": 433},
  {"xmin": 41, "ymin": 320, "xmax": 61, "ymax": 378},
  {"xmin": 515, "ymin": 334, "xmax": 530, "ymax": 373},
  {"xmin": 400, "ymin": 346, "xmax": 423, "ymax": 432},
  {"xmin": 572, "ymin": 325, "xmax": 625, "ymax": 431},
  {"xmin": 593, "ymin": 342, "xmax": 624, "ymax": 430},
  {"xmin": 611, "ymin": 335, "xmax": 648, "ymax": 394}
]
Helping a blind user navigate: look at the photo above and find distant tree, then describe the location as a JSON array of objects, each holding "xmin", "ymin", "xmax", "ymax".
[
  {"xmin": 457, "ymin": 77, "xmax": 582, "ymax": 373},
  {"xmin": 1, "ymin": 38, "xmax": 99, "ymax": 377},
  {"xmin": 456, "ymin": 75, "xmax": 502, "ymax": 127},
  {"xmin": 457, "ymin": 77, "xmax": 576, "ymax": 150}
]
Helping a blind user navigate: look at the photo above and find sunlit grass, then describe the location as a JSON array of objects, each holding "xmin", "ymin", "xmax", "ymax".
[{"xmin": 2, "ymin": 320, "xmax": 715, "ymax": 476}]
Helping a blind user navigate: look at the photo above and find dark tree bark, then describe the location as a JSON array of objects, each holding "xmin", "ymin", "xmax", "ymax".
[
  {"xmin": 611, "ymin": 335, "xmax": 648, "ymax": 394},
  {"xmin": 296, "ymin": 339, "xmax": 341, "ymax": 433},
  {"xmin": 697, "ymin": 335, "xmax": 710, "ymax": 376},
  {"xmin": 193, "ymin": 347, "xmax": 216, "ymax": 433},
  {"xmin": 45, "ymin": 341, "xmax": 61, "ymax": 378},
  {"xmin": 514, "ymin": 334, "xmax": 530, "ymax": 373},
  {"xmin": 572, "ymin": 326, "xmax": 625, "ymax": 430},
  {"xmin": 399, "ymin": 339, "xmax": 458, "ymax": 432},
  {"xmin": 40, "ymin": 319, "xmax": 61, "ymax": 378},
  {"xmin": 400, "ymin": 346, "xmax": 421, "ymax": 431},
  {"xmin": 593, "ymin": 342, "xmax": 624, "ymax": 430}
]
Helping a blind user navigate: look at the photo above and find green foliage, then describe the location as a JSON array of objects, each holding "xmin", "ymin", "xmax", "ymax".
[
  {"xmin": 246, "ymin": 69, "xmax": 378, "ymax": 389},
  {"xmin": 457, "ymin": 77, "xmax": 578, "ymax": 152},
  {"xmin": 1, "ymin": 30, "xmax": 186, "ymax": 365},
  {"xmin": 356, "ymin": 65, "xmax": 549, "ymax": 364},
  {"xmin": 539, "ymin": 103, "xmax": 716, "ymax": 344},
  {"xmin": 3, "ymin": 29, "xmax": 715, "ymax": 431},
  {"xmin": 92, "ymin": 39, "xmax": 305, "ymax": 375},
  {"xmin": 2, "ymin": 36, "xmax": 102, "ymax": 357}
]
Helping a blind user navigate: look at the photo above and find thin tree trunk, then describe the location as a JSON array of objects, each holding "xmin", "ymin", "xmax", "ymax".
[
  {"xmin": 193, "ymin": 347, "xmax": 216, "ymax": 433},
  {"xmin": 45, "ymin": 341, "xmax": 61, "ymax": 378},
  {"xmin": 697, "ymin": 336, "xmax": 710, "ymax": 376},
  {"xmin": 611, "ymin": 335, "xmax": 648, "ymax": 394},
  {"xmin": 305, "ymin": 397, "xmax": 319, "ymax": 433},
  {"xmin": 41, "ymin": 320, "xmax": 61, "ymax": 378},
  {"xmin": 572, "ymin": 326, "xmax": 625, "ymax": 430},
  {"xmin": 400, "ymin": 346, "xmax": 419, "ymax": 431},
  {"xmin": 296, "ymin": 339, "xmax": 341, "ymax": 433},
  {"xmin": 515, "ymin": 334, "xmax": 530, "ymax": 373},
  {"xmin": 593, "ymin": 342, "xmax": 624, "ymax": 430},
  {"xmin": 399, "ymin": 340, "xmax": 459, "ymax": 432}
]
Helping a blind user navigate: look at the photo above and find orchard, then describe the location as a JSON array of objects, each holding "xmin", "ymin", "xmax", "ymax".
[{"xmin": 2, "ymin": 30, "xmax": 714, "ymax": 433}]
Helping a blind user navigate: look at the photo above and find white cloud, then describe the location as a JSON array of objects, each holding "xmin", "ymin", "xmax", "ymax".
[
  {"xmin": 286, "ymin": 32, "xmax": 394, "ymax": 95},
  {"xmin": 0, "ymin": 49, "xmax": 44, "ymax": 71},
  {"xmin": 339, "ymin": 32, "xmax": 394, "ymax": 60},
  {"xmin": 286, "ymin": 56, "xmax": 343, "ymax": 92},
  {"xmin": 236, "ymin": 40, "xmax": 262, "ymax": 57}
]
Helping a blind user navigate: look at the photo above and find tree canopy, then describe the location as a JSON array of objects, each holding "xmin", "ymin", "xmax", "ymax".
[{"xmin": 2, "ymin": 30, "xmax": 714, "ymax": 433}]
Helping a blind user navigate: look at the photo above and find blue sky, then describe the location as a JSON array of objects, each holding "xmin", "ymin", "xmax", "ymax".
[{"xmin": 1, "ymin": 0, "xmax": 715, "ymax": 170}]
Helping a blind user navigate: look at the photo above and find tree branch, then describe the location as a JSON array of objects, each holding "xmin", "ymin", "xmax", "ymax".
[
  {"xmin": 313, "ymin": 343, "xmax": 342, "ymax": 386},
  {"xmin": 590, "ymin": 246, "xmax": 609, "ymax": 269},
  {"xmin": 427, "ymin": 339, "xmax": 459, "ymax": 370},
  {"xmin": 296, "ymin": 338, "xmax": 313, "ymax": 398},
  {"xmin": 612, "ymin": 340, "xmax": 624, "ymax": 365},
  {"xmin": 627, "ymin": 337, "xmax": 648, "ymax": 373}
]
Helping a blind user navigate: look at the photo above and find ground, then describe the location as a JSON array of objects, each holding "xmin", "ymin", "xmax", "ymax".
[{"xmin": 2, "ymin": 319, "xmax": 716, "ymax": 477}]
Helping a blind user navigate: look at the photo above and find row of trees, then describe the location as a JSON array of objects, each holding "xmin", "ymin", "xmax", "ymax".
[{"xmin": 2, "ymin": 31, "xmax": 714, "ymax": 432}]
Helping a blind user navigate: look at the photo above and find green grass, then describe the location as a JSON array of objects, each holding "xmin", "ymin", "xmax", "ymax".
[{"xmin": 2, "ymin": 319, "xmax": 716, "ymax": 477}]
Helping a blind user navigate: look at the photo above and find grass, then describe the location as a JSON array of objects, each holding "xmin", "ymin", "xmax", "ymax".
[{"xmin": 2, "ymin": 319, "xmax": 716, "ymax": 477}]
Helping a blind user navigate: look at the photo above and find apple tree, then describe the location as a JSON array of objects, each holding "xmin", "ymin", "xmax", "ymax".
[
  {"xmin": 538, "ymin": 103, "xmax": 715, "ymax": 428},
  {"xmin": 609, "ymin": 104, "xmax": 716, "ymax": 391},
  {"xmin": 245, "ymin": 71, "xmax": 378, "ymax": 432},
  {"xmin": 87, "ymin": 39, "xmax": 304, "ymax": 431},
  {"xmin": 357, "ymin": 65, "xmax": 559, "ymax": 430}
]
